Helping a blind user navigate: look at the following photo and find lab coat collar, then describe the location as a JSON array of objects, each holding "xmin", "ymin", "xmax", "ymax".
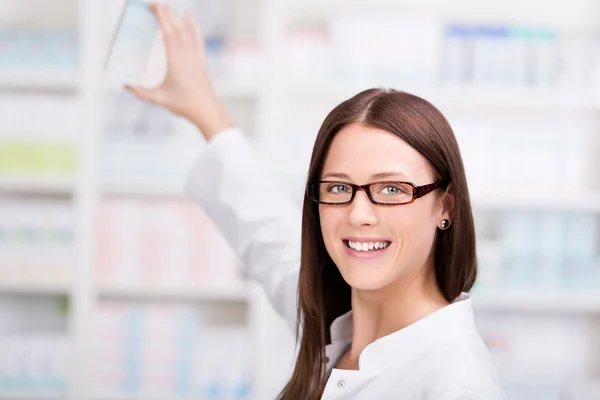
[{"xmin": 327, "ymin": 292, "xmax": 474, "ymax": 370}]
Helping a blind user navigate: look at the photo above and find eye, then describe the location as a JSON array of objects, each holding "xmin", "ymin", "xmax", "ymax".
[
  {"xmin": 380, "ymin": 184, "xmax": 410, "ymax": 196},
  {"xmin": 326, "ymin": 183, "xmax": 351, "ymax": 194}
]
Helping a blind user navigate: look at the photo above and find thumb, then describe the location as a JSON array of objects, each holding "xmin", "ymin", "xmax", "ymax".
[{"xmin": 125, "ymin": 85, "xmax": 162, "ymax": 103}]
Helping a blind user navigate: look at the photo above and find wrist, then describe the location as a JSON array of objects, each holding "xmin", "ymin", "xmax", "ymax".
[{"xmin": 188, "ymin": 90, "xmax": 234, "ymax": 140}]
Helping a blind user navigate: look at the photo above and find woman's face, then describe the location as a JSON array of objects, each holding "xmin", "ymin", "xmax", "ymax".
[{"xmin": 319, "ymin": 122, "xmax": 450, "ymax": 292}]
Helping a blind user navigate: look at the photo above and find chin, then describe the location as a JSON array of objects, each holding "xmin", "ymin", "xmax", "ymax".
[{"xmin": 338, "ymin": 265, "xmax": 393, "ymax": 292}]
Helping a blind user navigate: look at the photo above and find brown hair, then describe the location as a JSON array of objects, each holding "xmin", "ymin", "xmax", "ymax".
[{"xmin": 277, "ymin": 88, "xmax": 477, "ymax": 399}]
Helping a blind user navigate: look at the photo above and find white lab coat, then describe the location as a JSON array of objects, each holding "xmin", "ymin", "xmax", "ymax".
[{"xmin": 185, "ymin": 128, "xmax": 507, "ymax": 399}]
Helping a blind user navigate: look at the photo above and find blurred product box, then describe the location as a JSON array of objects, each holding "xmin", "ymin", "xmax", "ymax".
[
  {"xmin": 100, "ymin": 91, "xmax": 202, "ymax": 190},
  {"xmin": 93, "ymin": 302, "xmax": 252, "ymax": 399},
  {"xmin": 442, "ymin": 24, "xmax": 559, "ymax": 87},
  {"xmin": 0, "ymin": 199, "xmax": 75, "ymax": 284},
  {"xmin": 0, "ymin": 28, "xmax": 78, "ymax": 73},
  {"xmin": 281, "ymin": 14, "xmax": 440, "ymax": 89},
  {"xmin": 0, "ymin": 140, "xmax": 76, "ymax": 176},
  {"xmin": 0, "ymin": 296, "xmax": 70, "ymax": 396},
  {"xmin": 474, "ymin": 211, "xmax": 599, "ymax": 293},
  {"xmin": 329, "ymin": 14, "xmax": 440, "ymax": 88},
  {"xmin": 476, "ymin": 312, "xmax": 589, "ymax": 400},
  {"xmin": 0, "ymin": 94, "xmax": 78, "ymax": 177},
  {"xmin": 96, "ymin": 199, "xmax": 241, "ymax": 288},
  {"xmin": 452, "ymin": 114, "xmax": 590, "ymax": 191},
  {"xmin": 0, "ymin": 333, "xmax": 69, "ymax": 395}
]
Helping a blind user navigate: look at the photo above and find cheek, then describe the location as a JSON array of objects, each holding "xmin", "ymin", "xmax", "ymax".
[
  {"xmin": 319, "ymin": 206, "xmax": 343, "ymax": 248},
  {"xmin": 389, "ymin": 204, "xmax": 437, "ymax": 247}
]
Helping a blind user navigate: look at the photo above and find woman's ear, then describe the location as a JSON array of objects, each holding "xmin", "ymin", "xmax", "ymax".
[{"xmin": 439, "ymin": 183, "xmax": 455, "ymax": 227}]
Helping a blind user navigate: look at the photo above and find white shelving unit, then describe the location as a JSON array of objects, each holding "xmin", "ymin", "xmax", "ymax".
[
  {"xmin": 89, "ymin": 0, "xmax": 295, "ymax": 399},
  {"xmin": 1, "ymin": 0, "xmax": 599, "ymax": 399},
  {"xmin": 0, "ymin": 1, "xmax": 83, "ymax": 400}
]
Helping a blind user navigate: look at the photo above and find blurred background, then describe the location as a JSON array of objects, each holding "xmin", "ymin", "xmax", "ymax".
[{"xmin": 0, "ymin": 0, "xmax": 600, "ymax": 399}]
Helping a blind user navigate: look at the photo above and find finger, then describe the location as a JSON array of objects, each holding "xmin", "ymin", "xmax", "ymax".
[
  {"xmin": 152, "ymin": 3, "xmax": 176, "ymax": 38},
  {"xmin": 184, "ymin": 11, "xmax": 202, "ymax": 46},
  {"xmin": 165, "ymin": 6, "xmax": 183, "ymax": 34}
]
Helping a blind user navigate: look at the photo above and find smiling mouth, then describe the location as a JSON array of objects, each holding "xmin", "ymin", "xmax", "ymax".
[{"xmin": 343, "ymin": 239, "xmax": 391, "ymax": 252}]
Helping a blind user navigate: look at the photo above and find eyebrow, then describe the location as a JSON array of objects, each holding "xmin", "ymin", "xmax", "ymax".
[{"xmin": 321, "ymin": 171, "xmax": 411, "ymax": 180}]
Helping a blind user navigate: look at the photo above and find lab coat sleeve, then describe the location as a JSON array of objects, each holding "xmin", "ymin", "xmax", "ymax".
[{"xmin": 185, "ymin": 127, "xmax": 302, "ymax": 333}]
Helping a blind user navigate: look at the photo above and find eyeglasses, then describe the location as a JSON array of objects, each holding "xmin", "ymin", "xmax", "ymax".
[{"xmin": 306, "ymin": 180, "xmax": 444, "ymax": 206}]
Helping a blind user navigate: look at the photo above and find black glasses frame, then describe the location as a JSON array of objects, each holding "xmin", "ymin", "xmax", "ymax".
[{"xmin": 306, "ymin": 180, "xmax": 445, "ymax": 206}]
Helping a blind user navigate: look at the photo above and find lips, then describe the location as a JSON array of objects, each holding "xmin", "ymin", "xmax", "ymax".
[
  {"xmin": 342, "ymin": 238, "xmax": 392, "ymax": 259},
  {"xmin": 343, "ymin": 239, "xmax": 391, "ymax": 252}
]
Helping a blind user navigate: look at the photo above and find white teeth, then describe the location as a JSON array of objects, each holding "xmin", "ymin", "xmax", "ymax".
[{"xmin": 346, "ymin": 240, "xmax": 390, "ymax": 252}]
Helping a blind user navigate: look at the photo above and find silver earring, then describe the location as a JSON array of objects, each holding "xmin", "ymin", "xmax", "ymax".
[{"xmin": 440, "ymin": 219, "xmax": 450, "ymax": 229}]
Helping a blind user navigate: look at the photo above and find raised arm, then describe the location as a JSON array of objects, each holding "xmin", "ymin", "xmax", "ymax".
[
  {"xmin": 185, "ymin": 128, "xmax": 301, "ymax": 331},
  {"xmin": 127, "ymin": 3, "xmax": 301, "ymax": 331}
]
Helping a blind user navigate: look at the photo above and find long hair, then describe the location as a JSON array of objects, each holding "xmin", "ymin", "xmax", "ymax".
[{"xmin": 277, "ymin": 88, "xmax": 477, "ymax": 399}]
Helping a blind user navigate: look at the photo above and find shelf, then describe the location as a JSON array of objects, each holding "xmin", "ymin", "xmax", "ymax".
[
  {"xmin": 102, "ymin": 77, "xmax": 259, "ymax": 99},
  {"xmin": 281, "ymin": 83, "xmax": 600, "ymax": 110},
  {"xmin": 0, "ymin": 282, "xmax": 71, "ymax": 296},
  {"xmin": 95, "ymin": 396, "xmax": 201, "ymax": 400},
  {"xmin": 0, "ymin": 393, "xmax": 67, "ymax": 400},
  {"xmin": 95, "ymin": 396, "xmax": 203, "ymax": 400},
  {"xmin": 97, "ymin": 284, "xmax": 252, "ymax": 303},
  {"xmin": 472, "ymin": 291, "xmax": 600, "ymax": 313},
  {"xmin": 428, "ymin": 87, "xmax": 600, "ymax": 110},
  {"xmin": 0, "ymin": 176, "xmax": 75, "ymax": 196},
  {"xmin": 101, "ymin": 184, "xmax": 187, "ymax": 199},
  {"xmin": 470, "ymin": 191, "xmax": 600, "ymax": 213},
  {"xmin": 0, "ymin": 70, "xmax": 79, "ymax": 93}
]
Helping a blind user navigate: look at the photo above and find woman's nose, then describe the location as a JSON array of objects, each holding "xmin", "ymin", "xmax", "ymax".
[{"xmin": 347, "ymin": 190, "xmax": 378, "ymax": 227}]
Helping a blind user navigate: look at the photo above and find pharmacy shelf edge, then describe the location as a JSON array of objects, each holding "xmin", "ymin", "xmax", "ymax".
[
  {"xmin": 91, "ymin": 397, "xmax": 217, "ymax": 400},
  {"xmin": 275, "ymin": 83, "xmax": 600, "ymax": 111},
  {"xmin": 101, "ymin": 184, "xmax": 187, "ymax": 199},
  {"xmin": 0, "ymin": 282, "xmax": 72, "ymax": 296},
  {"xmin": 0, "ymin": 394, "xmax": 66, "ymax": 400},
  {"xmin": 0, "ymin": 176, "xmax": 75, "ymax": 196},
  {"xmin": 0, "ymin": 72, "xmax": 79, "ymax": 93},
  {"xmin": 471, "ymin": 192, "xmax": 600, "ymax": 213},
  {"xmin": 96, "ymin": 283, "xmax": 252, "ymax": 302},
  {"xmin": 473, "ymin": 292, "xmax": 600, "ymax": 313},
  {"xmin": 7, "ymin": 282, "xmax": 600, "ymax": 316}
]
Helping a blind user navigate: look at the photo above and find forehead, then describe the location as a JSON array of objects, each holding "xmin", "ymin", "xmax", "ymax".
[{"xmin": 322, "ymin": 122, "xmax": 434, "ymax": 183}]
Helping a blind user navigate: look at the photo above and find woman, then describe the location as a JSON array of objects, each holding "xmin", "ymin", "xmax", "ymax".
[{"xmin": 128, "ymin": 4, "xmax": 506, "ymax": 399}]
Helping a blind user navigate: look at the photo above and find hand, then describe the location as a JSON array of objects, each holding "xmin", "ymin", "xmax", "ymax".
[{"xmin": 126, "ymin": 3, "xmax": 233, "ymax": 140}]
